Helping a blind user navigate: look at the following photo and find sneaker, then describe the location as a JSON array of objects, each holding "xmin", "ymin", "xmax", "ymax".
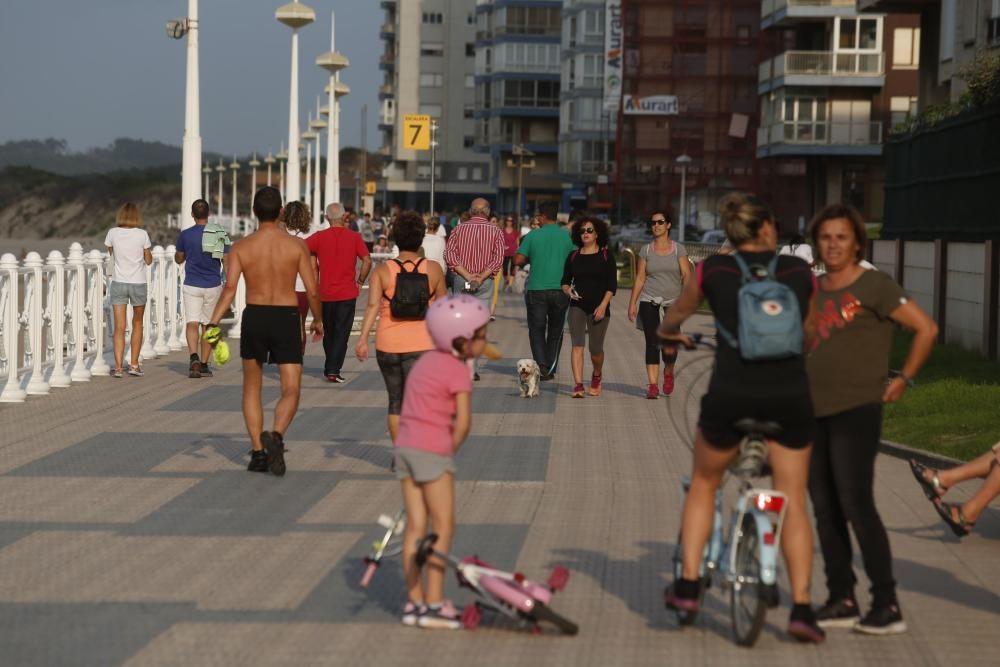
[
  {"xmin": 325, "ymin": 373, "xmax": 345, "ymax": 383},
  {"xmin": 788, "ymin": 604, "xmax": 826, "ymax": 643},
  {"xmin": 815, "ymin": 597, "xmax": 860, "ymax": 628},
  {"xmin": 418, "ymin": 601, "xmax": 462, "ymax": 630},
  {"xmin": 664, "ymin": 578, "xmax": 701, "ymax": 612},
  {"xmin": 199, "ymin": 363, "xmax": 213, "ymax": 377},
  {"xmin": 247, "ymin": 450, "xmax": 268, "ymax": 473},
  {"xmin": 401, "ymin": 601, "xmax": 426, "ymax": 627},
  {"xmin": 127, "ymin": 365, "xmax": 144, "ymax": 377},
  {"xmin": 572, "ymin": 383, "xmax": 585, "ymax": 398},
  {"xmin": 663, "ymin": 371, "xmax": 675, "ymax": 395},
  {"xmin": 854, "ymin": 605, "xmax": 907, "ymax": 635},
  {"xmin": 589, "ymin": 373, "xmax": 602, "ymax": 396},
  {"xmin": 261, "ymin": 431, "xmax": 286, "ymax": 477},
  {"xmin": 646, "ymin": 383, "xmax": 659, "ymax": 399},
  {"xmin": 473, "ymin": 372, "xmax": 481, "ymax": 382},
  {"xmin": 189, "ymin": 358, "xmax": 201, "ymax": 379},
  {"xmin": 111, "ymin": 368, "xmax": 124, "ymax": 378}
]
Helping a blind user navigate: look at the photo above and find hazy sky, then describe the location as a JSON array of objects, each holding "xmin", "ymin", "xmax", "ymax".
[{"xmin": 0, "ymin": 0, "xmax": 381, "ymax": 155}]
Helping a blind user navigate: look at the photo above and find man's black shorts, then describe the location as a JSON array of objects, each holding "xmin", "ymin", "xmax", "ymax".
[{"xmin": 240, "ymin": 305, "xmax": 303, "ymax": 365}]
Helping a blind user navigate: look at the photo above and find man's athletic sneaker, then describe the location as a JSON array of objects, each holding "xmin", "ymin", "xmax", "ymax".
[
  {"xmin": 200, "ymin": 363, "xmax": 213, "ymax": 377},
  {"xmin": 854, "ymin": 605, "xmax": 907, "ymax": 635},
  {"xmin": 401, "ymin": 601, "xmax": 426, "ymax": 627},
  {"xmin": 418, "ymin": 601, "xmax": 462, "ymax": 630},
  {"xmin": 261, "ymin": 431, "xmax": 286, "ymax": 477},
  {"xmin": 189, "ymin": 356, "xmax": 201, "ymax": 379},
  {"xmin": 247, "ymin": 450, "xmax": 268, "ymax": 473},
  {"xmin": 815, "ymin": 597, "xmax": 860, "ymax": 628},
  {"xmin": 325, "ymin": 373, "xmax": 345, "ymax": 383}
]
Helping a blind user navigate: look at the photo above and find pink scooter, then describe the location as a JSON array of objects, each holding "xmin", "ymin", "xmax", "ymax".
[{"xmin": 416, "ymin": 533, "xmax": 579, "ymax": 635}]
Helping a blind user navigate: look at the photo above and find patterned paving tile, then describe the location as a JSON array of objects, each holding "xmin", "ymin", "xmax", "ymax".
[{"xmin": 160, "ymin": 385, "xmax": 280, "ymax": 412}]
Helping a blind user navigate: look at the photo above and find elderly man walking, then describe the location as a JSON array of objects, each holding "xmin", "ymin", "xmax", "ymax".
[
  {"xmin": 307, "ymin": 202, "xmax": 373, "ymax": 383},
  {"xmin": 445, "ymin": 197, "xmax": 506, "ymax": 379}
]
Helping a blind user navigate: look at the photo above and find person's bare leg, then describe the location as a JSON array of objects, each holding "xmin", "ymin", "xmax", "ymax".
[
  {"xmin": 646, "ymin": 363, "xmax": 659, "ymax": 385},
  {"xmin": 769, "ymin": 440, "xmax": 814, "ymax": 605},
  {"xmin": 273, "ymin": 362, "xmax": 303, "ymax": 435},
  {"xmin": 680, "ymin": 434, "xmax": 737, "ymax": 580},
  {"xmin": 242, "ymin": 359, "xmax": 264, "ymax": 451},
  {"xmin": 112, "ymin": 305, "xmax": 127, "ymax": 371},
  {"xmin": 387, "ymin": 414, "xmax": 400, "ymax": 442},
  {"xmin": 571, "ymin": 346, "xmax": 584, "ymax": 385},
  {"xmin": 129, "ymin": 306, "xmax": 145, "ymax": 368},
  {"xmin": 422, "ymin": 472, "xmax": 456, "ymax": 604},
  {"xmin": 936, "ymin": 452, "xmax": 996, "ymax": 489},
  {"xmin": 186, "ymin": 321, "xmax": 200, "ymax": 356},
  {"xmin": 958, "ymin": 460, "xmax": 1000, "ymax": 524},
  {"xmin": 401, "ymin": 477, "xmax": 428, "ymax": 605}
]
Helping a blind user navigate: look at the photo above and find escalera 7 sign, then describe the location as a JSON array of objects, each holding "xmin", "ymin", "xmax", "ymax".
[{"xmin": 401, "ymin": 114, "xmax": 431, "ymax": 151}]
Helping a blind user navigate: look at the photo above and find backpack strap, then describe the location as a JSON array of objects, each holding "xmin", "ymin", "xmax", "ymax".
[
  {"xmin": 729, "ymin": 252, "xmax": 754, "ymax": 284},
  {"xmin": 766, "ymin": 254, "xmax": 780, "ymax": 278}
]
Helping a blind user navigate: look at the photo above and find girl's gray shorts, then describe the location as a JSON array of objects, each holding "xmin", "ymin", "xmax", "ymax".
[{"xmin": 394, "ymin": 448, "xmax": 455, "ymax": 483}]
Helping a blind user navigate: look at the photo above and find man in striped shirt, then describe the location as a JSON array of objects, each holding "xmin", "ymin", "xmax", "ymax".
[{"xmin": 445, "ymin": 198, "xmax": 506, "ymax": 379}]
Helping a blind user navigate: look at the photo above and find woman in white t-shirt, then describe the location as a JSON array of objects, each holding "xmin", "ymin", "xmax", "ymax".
[
  {"xmin": 104, "ymin": 203, "xmax": 153, "ymax": 378},
  {"xmin": 421, "ymin": 215, "xmax": 447, "ymax": 273},
  {"xmin": 779, "ymin": 234, "xmax": 815, "ymax": 265}
]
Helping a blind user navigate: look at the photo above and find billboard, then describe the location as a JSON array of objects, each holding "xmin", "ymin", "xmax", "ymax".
[
  {"xmin": 622, "ymin": 94, "xmax": 679, "ymax": 115},
  {"xmin": 603, "ymin": 0, "xmax": 623, "ymax": 113}
]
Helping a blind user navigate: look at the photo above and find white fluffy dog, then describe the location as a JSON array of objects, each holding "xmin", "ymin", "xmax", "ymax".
[
  {"xmin": 512, "ymin": 265, "xmax": 529, "ymax": 294},
  {"xmin": 516, "ymin": 358, "xmax": 541, "ymax": 398}
]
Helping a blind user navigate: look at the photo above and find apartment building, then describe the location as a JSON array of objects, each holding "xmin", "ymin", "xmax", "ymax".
[
  {"xmin": 378, "ymin": 0, "xmax": 489, "ymax": 212},
  {"xmin": 617, "ymin": 0, "xmax": 762, "ymax": 228},
  {"xmin": 558, "ymin": 0, "xmax": 617, "ymax": 212},
  {"xmin": 756, "ymin": 1, "xmax": 919, "ymax": 224},
  {"xmin": 474, "ymin": 0, "xmax": 563, "ymax": 215}
]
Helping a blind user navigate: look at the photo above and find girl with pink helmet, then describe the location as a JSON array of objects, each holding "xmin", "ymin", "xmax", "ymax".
[{"xmin": 393, "ymin": 294, "xmax": 498, "ymax": 629}]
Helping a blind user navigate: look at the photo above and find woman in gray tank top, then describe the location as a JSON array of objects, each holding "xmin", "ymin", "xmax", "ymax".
[{"xmin": 627, "ymin": 211, "xmax": 691, "ymax": 399}]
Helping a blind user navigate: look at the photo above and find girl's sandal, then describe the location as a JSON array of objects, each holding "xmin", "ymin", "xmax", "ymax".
[
  {"xmin": 110, "ymin": 368, "xmax": 124, "ymax": 378},
  {"xmin": 933, "ymin": 499, "xmax": 974, "ymax": 537},
  {"xmin": 909, "ymin": 459, "xmax": 947, "ymax": 500}
]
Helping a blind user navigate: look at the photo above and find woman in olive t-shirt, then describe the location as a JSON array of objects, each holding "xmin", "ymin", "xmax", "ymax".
[{"xmin": 806, "ymin": 205, "xmax": 937, "ymax": 635}]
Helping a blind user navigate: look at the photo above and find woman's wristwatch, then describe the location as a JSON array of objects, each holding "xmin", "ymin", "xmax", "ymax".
[{"xmin": 897, "ymin": 372, "xmax": 915, "ymax": 387}]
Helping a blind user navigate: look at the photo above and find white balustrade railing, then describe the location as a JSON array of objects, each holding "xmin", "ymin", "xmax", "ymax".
[{"xmin": 0, "ymin": 242, "xmax": 226, "ymax": 404}]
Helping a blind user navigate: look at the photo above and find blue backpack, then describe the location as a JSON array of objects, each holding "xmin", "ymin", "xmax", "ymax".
[{"xmin": 716, "ymin": 254, "xmax": 803, "ymax": 361}]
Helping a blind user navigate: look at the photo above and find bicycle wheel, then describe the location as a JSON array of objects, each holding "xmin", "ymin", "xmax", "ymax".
[
  {"xmin": 730, "ymin": 514, "xmax": 767, "ymax": 647},
  {"xmin": 532, "ymin": 601, "xmax": 579, "ymax": 635}
]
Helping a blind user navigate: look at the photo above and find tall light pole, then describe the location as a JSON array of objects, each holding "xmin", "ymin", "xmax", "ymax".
[
  {"xmin": 166, "ymin": 0, "xmax": 201, "ymax": 230},
  {"xmin": 317, "ymin": 11, "xmax": 349, "ymax": 210},
  {"xmin": 215, "ymin": 159, "xmax": 226, "ymax": 217},
  {"xmin": 248, "ymin": 153, "xmax": 260, "ymax": 212},
  {"xmin": 264, "ymin": 152, "xmax": 276, "ymax": 187},
  {"xmin": 202, "ymin": 163, "xmax": 211, "ymax": 199},
  {"xmin": 276, "ymin": 1, "xmax": 315, "ymax": 205},
  {"xmin": 230, "ymin": 157, "xmax": 240, "ymax": 233},
  {"xmin": 277, "ymin": 142, "xmax": 288, "ymax": 193},
  {"xmin": 676, "ymin": 154, "xmax": 692, "ymax": 243},
  {"xmin": 310, "ymin": 97, "xmax": 326, "ymax": 226},
  {"xmin": 507, "ymin": 144, "xmax": 536, "ymax": 220},
  {"xmin": 429, "ymin": 120, "xmax": 439, "ymax": 214},
  {"xmin": 302, "ymin": 112, "xmax": 316, "ymax": 206}
]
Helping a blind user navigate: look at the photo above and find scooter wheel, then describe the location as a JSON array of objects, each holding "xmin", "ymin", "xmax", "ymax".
[{"xmin": 461, "ymin": 604, "xmax": 481, "ymax": 630}]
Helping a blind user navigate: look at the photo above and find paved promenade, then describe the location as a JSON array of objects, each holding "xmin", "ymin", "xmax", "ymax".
[{"xmin": 0, "ymin": 292, "xmax": 997, "ymax": 665}]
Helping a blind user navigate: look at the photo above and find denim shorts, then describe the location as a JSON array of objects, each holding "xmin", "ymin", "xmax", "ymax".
[{"xmin": 109, "ymin": 281, "xmax": 148, "ymax": 306}]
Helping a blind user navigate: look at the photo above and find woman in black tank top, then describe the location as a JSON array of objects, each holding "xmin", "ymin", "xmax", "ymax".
[{"xmin": 658, "ymin": 193, "xmax": 825, "ymax": 643}]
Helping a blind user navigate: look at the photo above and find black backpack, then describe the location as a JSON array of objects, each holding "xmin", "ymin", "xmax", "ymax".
[{"xmin": 387, "ymin": 258, "xmax": 430, "ymax": 320}]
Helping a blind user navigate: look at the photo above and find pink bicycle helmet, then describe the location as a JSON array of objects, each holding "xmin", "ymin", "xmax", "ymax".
[{"xmin": 426, "ymin": 294, "xmax": 491, "ymax": 353}]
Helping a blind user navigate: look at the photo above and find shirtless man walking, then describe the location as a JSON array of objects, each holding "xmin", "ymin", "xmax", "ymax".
[{"xmin": 208, "ymin": 186, "xmax": 323, "ymax": 476}]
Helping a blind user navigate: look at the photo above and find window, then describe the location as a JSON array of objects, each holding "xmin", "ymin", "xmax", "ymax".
[
  {"xmin": 465, "ymin": 75, "xmax": 475, "ymax": 89},
  {"xmin": 419, "ymin": 104, "xmax": 442, "ymax": 117},
  {"xmin": 890, "ymin": 96, "xmax": 918, "ymax": 128},
  {"xmin": 472, "ymin": 167, "xmax": 483, "ymax": 181},
  {"xmin": 989, "ymin": 0, "xmax": 1000, "ymax": 45},
  {"xmin": 940, "ymin": 0, "xmax": 956, "ymax": 61},
  {"xmin": 581, "ymin": 54, "xmax": 603, "ymax": 88},
  {"xmin": 421, "ymin": 43, "xmax": 444, "ymax": 57},
  {"xmin": 466, "ymin": 43, "xmax": 475, "ymax": 57},
  {"xmin": 457, "ymin": 167, "xmax": 469, "ymax": 181},
  {"xmin": 736, "ymin": 25, "xmax": 751, "ymax": 47},
  {"xmin": 417, "ymin": 165, "xmax": 431, "ymax": 179},
  {"xmin": 464, "ymin": 104, "xmax": 475, "ymax": 119},
  {"xmin": 837, "ymin": 17, "xmax": 881, "ymax": 51},
  {"xmin": 419, "ymin": 73, "xmax": 443, "ymax": 87},
  {"xmin": 463, "ymin": 136, "xmax": 475, "ymax": 148},
  {"xmin": 892, "ymin": 28, "xmax": 920, "ymax": 69},
  {"xmin": 421, "ymin": 13, "xmax": 443, "ymax": 24},
  {"xmin": 582, "ymin": 9, "xmax": 603, "ymax": 44}
]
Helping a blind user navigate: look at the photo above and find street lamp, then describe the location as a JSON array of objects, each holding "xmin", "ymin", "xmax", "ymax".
[
  {"xmin": 215, "ymin": 159, "xmax": 226, "ymax": 217},
  {"xmin": 276, "ymin": 0, "xmax": 315, "ymax": 206},
  {"xmin": 506, "ymin": 144, "xmax": 536, "ymax": 220},
  {"xmin": 676, "ymin": 154, "xmax": 692, "ymax": 244},
  {"xmin": 317, "ymin": 11, "xmax": 349, "ymax": 211},
  {"xmin": 429, "ymin": 120, "xmax": 440, "ymax": 214},
  {"xmin": 248, "ymin": 153, "xmax": 261, "ymax": 212},
  {"xmin": 264, "ymin": 151, "xmax": 276, "ymax": 187},
  {"xmin": 310, "ymin": 97, "xmax": 327, "ymax": 226},
  {"xmin": 302, "ymin": 112, "xmax": 317, "ymax": 207},
  {"xmin": 166, "ymin": 0, "xmax": 202, "ymax": 230},
  {"xmin": 230, "ymin": 157, "xmax": 240, "ymax": 233},
  {"xmin": 202, "ymin": 163, "xmax": 212, "ymax": 200},
  {"xmin": 277, "ymin": 143, "xmax": 288, "ymax": 193}
]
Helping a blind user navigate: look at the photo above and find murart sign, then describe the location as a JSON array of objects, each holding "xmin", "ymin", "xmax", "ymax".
[
  {"xmin": 622, "ymin": 94, "xmax": 680, "ymax": 115},
  {"xmin": 603, "ymin": 0, "xmax": 623, "ymax": 113}
]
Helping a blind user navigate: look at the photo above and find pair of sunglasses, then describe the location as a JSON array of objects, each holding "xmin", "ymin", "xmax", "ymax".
[{"xmin": 580, "ymin": 227, "xmax": 596, "ymax": 234}]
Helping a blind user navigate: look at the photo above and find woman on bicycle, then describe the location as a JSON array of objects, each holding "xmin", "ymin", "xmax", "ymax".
[
  {"xmin": 806, "ymin": 204, "xmax": 937, "ymax": 635},
  {"xmin": 628, "ymin": 210, "xmax": 691, "ymax": 398},
  {"xmin": 658, "ymin": 193, "xmax": 824, "ymax": 643}
]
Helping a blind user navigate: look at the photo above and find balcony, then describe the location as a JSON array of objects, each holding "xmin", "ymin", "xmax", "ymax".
[
  {"xmin": 379, "ymin": 22, "xmax": 395, "ymax": 38},
  {"xmin": 757, "ymin": 120, "xmax": 884, "ymax": 157},
  {"xmin": 857, "ymin": 0, "xmax": 937, "ymax": 11},
  {"xmin": 379, "ymin": 108, "xmax": 396, "ymax": 127},
  {"xmin": 378, "ymin": 83, "xmax": 394, "ymax": 99},
  {"xmin": 758, "ymin": 51, "xmax": 885, "ymax": 93},
  {"xmin": 761, "ymin": 0, "xmax": 858, "ymax": 28},
  {"xmin": 379, "ymin": 54, "xmax": 395, "ymax": 71}
]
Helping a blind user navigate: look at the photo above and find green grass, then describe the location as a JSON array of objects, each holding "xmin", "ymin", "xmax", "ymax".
[{"xmin": 883, "ymin": 331, "xmax": 1000, "ymax": 461}]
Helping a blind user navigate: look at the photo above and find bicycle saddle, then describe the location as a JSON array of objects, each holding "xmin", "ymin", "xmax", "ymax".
[{"xmin": 733, "ymin": 418, "xmax": 782, "ymax": 437}]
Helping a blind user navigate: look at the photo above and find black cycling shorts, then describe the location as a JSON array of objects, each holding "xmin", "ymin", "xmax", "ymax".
[
  {"xmin": 240, "ymin": 305, "xmax": 303, "ymax": 365},
  {"xmin": 698, "ymin": 388, "xmax": 815, "ymax": 450}
]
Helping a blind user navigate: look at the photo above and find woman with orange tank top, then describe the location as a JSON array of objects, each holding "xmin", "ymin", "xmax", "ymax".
[{"xmin": 356, "ymin": 211, "xmax": 448, "ymax": 440}]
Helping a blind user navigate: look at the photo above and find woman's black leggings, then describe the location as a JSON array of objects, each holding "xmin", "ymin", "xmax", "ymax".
[
  {"xmin": 638, "ymin": 301, "xmax": 677, "ymax": 366},
  {"xmin": 809, "ymin": 403, "xmax": 897, "ymax": 607}
]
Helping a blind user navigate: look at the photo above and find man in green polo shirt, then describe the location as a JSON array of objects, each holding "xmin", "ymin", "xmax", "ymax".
[{"xmin": 514, "ymin": 201, "xmax": 576, "ymax": 380}]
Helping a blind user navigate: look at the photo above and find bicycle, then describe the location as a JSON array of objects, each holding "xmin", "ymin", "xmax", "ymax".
[{"xmin": 664, "ymin": 333, "xmax": 788, "ymax": 647}]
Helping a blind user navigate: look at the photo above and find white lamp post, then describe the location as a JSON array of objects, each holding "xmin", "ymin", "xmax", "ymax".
[
  {"xmin": 277, "ymin": 143, "xmax": 288, "ymax": 194},
  {"xmin": 166, "ymin": 0, "xmax": 202, "ymax": 230},
  {"xmin": 202, "ymin": 163, "xmax": 211, "ymax": 199},
  {"xmin": 317, "ymin": 11, "xmax": 349, "ymax": 211},
  {"xmin": 676, "ymin": 154, "xmax": 692, "ymax": 244},
  {"xmin": 276, "ymin": 1, "xmax": 315, "ymax": 206},
  {"xmin": 215, "ymin": 159, "xmax": 226, "ymax": 217},
  {"xmin": 230, "ymin": 157, "xmax": 240, "ymax": 233},
  {"xmin": 248, "ymin": 153, "xmax": 260, "ymax": 211},
  {"xmin": 264, "ymin": 152, "xmax": 276, "ymax": 187},
  {"xmin": 310, "ymin": 98, "xmax": 327, "ymax": 226},
  {"xmin": 302, "ymin": 113, "xmax": 316, "ymax": 206}
]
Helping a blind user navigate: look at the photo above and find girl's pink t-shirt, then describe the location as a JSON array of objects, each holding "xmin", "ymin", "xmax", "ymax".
[{"xmin": 395, "ymin": 350, "xmax": 472, "ymax": 457}]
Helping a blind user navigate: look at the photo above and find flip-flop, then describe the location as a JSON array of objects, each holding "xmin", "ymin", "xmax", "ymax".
[
  {"xmin": 933, "ymin": 498, "xmax": 973, "ymax": 537},
  {"xmin": 909, "ymin": 459, "xmax": 947, "ymax": 500}
]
